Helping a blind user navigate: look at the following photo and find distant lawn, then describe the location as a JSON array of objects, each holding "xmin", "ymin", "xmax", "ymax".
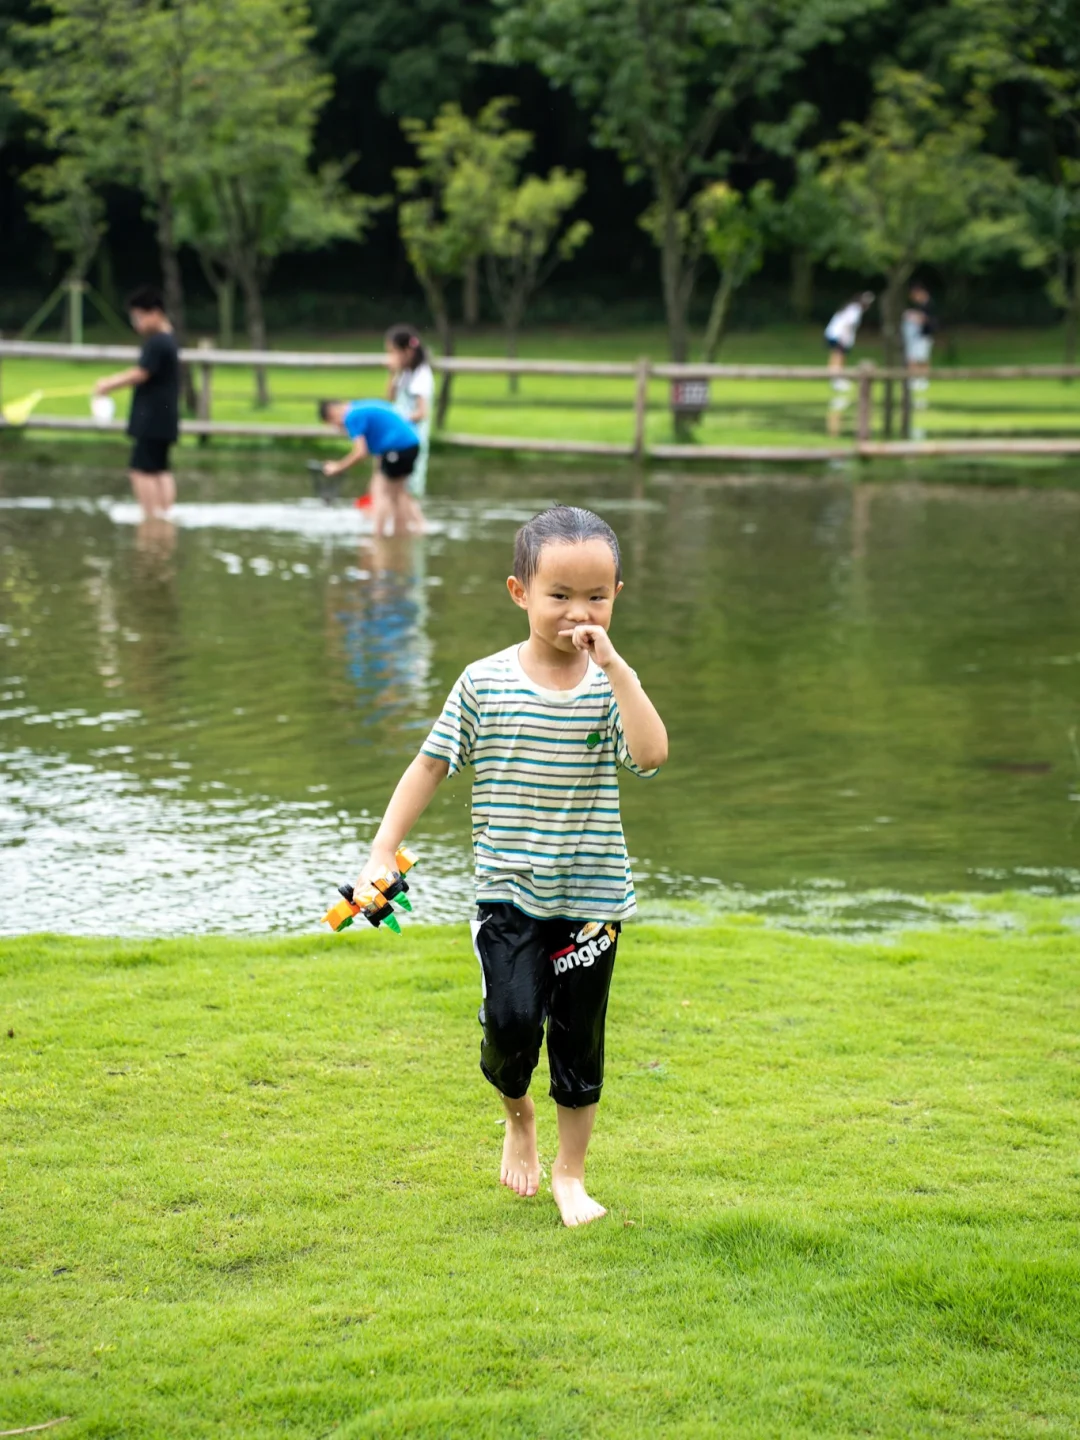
[
  {"xmin": 4, "ymin": 322, "xmax": 1080, "ymax": 453},
  {"xmin": 3, "ymin": 915, "xmax": 1079, "ymax": 1438}
]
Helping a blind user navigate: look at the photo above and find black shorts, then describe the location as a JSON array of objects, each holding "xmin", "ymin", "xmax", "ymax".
[
  {"xmin": 379, "ymin": 444, "xmax": 419, "ymax": 480},
  {"xmin": 825, "ymin": 338, "xmax": 850, "ymax": 354},
  {"xmin": 470, "ymin": 902, "xmax": 621, "ymax": 1108},
  {"xmin": 129, "ymin": 437, "xmax": 173, "ymax": 474}
]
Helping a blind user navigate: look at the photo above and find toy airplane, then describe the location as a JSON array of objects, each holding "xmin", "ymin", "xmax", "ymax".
[{"xmin": 322, "ymin": 847, "xmax": 418, "ymax": 934}]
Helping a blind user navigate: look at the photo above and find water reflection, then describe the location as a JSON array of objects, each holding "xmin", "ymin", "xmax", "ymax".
[
  {"xmin": 330, "ymin": 535, "xmax": 433, "ymax": 725},
  {"xmin": 1, "ymin": 466, "xmax": 1078, "ymax": 936}
]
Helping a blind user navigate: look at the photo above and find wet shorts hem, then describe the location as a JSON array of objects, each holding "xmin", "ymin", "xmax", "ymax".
[
  {"xmin": 480, "ymin": 1059, "xmax": 528, "ymax": 1101},
  {"xmin": 549, "ymin": 1083, "xmax": 603, "ymax": 1109}
]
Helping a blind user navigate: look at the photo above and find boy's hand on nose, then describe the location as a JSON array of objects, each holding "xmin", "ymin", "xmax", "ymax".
[{"xmin": 559, "ymin": 624, "xmax": 618, "ymax": 668}]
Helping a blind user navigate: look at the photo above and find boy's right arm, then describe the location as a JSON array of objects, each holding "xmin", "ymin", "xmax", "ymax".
[{"xmin": 356, "ymin": 751, "xmax": 449, "ymax": 887}]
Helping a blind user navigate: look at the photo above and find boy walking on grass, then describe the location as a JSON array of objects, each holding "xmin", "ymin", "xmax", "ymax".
[
  {"xmin": 94, "ymin": 285, "xmax": 180, "ymax": 520},
  {"xmin": 355, "ymin": 506, "xmax": 667, "ymax": 1227}
]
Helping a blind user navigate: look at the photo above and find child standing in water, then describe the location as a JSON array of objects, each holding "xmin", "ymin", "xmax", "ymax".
[
  {"xmin": 354, "ymin": 506, "xmax": 667, "ymax": 1226},
  {"xmin": 386, "ymin": 325, "xmax": 433, "ymax": 534}
]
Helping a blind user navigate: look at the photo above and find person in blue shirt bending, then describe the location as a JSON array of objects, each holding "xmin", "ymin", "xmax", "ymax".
[{"xmin": 319, "ymin": 399, "xmax": 421, "ymax": 537}]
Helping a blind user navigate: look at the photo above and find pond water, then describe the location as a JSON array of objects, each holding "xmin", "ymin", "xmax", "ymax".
[{"xmin": 2, "ymin": 450, "xmax": 1079, "ymax": 936}]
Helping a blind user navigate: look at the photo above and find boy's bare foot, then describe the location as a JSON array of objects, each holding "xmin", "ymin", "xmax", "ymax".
[
  {"xmin": 551, "ymin": 1169, "xmax": 607, "ymax": 1228},
  {"xmin": 500, "ymin": 1095, "xmax": 540, "ymax": 1197}
]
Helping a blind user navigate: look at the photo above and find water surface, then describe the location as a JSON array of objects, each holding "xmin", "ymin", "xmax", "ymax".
[{"xmin": 2, "ymin": 451, "xmax": 1078, "ymax": 935}]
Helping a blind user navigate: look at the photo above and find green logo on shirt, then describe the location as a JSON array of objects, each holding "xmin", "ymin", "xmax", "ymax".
[{"xmin": 586, "ymin": 732, "xmax": 601, "ymax": 749}]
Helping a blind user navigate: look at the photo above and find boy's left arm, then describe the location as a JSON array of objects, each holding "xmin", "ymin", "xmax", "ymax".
[
  {"xmin": 325, "ymin": 437, "xmax": 369, "ymax": 477},
  {"xmin": 562, "ymin": 625, "xmax": 668, "ymax": 771}
]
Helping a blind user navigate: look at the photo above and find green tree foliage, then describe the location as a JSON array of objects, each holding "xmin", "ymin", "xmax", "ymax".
[
  {"xmin": 310, "ymin": 0, "xmax": 493, "ymax": 120},
  {"xmin": 493, "ymin": 0, "xmax": 879, "ymax": 364},
  {"xmin": 9, "ymin": 0, "xmax": 215, "ymax": 355},
  {"xmin": 818, "ymin": 69, "xmax": 1024, "ymax": 366},
  {"xmin": 22, "ymin": 152, "xmax": 104, "ymax": 283},
  {"xmin": 168, "ymin": 0, "xmax": 378, "ymax": 403},
  {"xmin": 395, "ymin": 99, "xmax": 531, "ymax": 421},
  {"xmin": 954, "ymin": 0, "xmax": 1080, "ymax": 361},
  {"xmin": 487, "ymin": 167, "xmax": 589, "ymax": 386},
  {"xmin": 1020, "ymin": 172, "xmax": 1080, "ymax": 364},
  {"xmin": 8, "ymin": 0, "xmax": 371, "ymax": 403},
  {"xmin": 696, "ymin": 182, "xmax": 771, "ymax": 362}
]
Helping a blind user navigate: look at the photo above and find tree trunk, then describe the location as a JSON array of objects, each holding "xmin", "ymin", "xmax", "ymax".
[
  {"xmin": 463, "ymin": 258, "xmax": 480, "ymax": 328},
  {"xmin": 702, "ymin": 271, "xmax": 735, "ymax": 364},
  {"xmin": 790, "ymin": 247, "xmax": 814, "ymax": 323},
  {"xmin": 657, "ymin": 180, "xmax": 694, "ymax": 438},
  {"xmin": 240, "ymin": 270, "xmax": 270, "ymax": 407},
  {"xmin": 96, "ymin": 241, "xmax": 119, "ymax": 315},
  {"xmin": 506, "ymin": 311, "xmax": 520, "ymax": 396},
  {"xmin": 659, "ymin": 190, "xmax": 690, "ymax": 364},
  {"xmin": 1065, "ymin": 249, "xmax": 1080, "ymax": 369},
  {"xmin": 430, "ymin": 285, "xmax": 454, "ymax": 429},
  {"xmin": 217, "ymin": 277, "xmax": 235, "ymax": 349},
  {"xmin": 156, "ymin": 185, "xmax": 197, "ymax": 412},
  {"xmin": 880, "ymin": 268, "xmax": 910, "ymax": 439}
]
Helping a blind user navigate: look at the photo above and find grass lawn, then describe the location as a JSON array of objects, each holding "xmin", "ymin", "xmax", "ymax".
[
  {"xmin": 3, "ymin": 915, "xmax": 1079, "ymax": 1437},
  {"xmin": 5, "ymin": 323, "xmax": 1080, "ymax": 453}
]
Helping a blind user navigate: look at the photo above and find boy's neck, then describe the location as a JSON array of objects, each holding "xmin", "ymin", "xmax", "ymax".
[{"xmin": 518, "ymin": 634, "xmax": 588, "ymax": 690}]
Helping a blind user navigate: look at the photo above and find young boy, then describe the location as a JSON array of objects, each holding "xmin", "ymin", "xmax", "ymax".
[
  {"xmin": 354, "ymin": 505, "xmax": 668, "ymax": 1227},
  {"xmin": 94, "ymin": 285, "xmax": 180, "ymax": 520},
  {"xmin": 318, "ymin": 399, "xmax": 420, "ymax": 538}
]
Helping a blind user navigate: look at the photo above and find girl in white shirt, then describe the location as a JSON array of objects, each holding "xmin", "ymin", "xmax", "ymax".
[
  {"xmin": 386, "ymin": 326, "xmax": 434, "ymax": 534},
  {"xmin": 824, "ymin": 291, "xmax": 875, "ymax": 377}
]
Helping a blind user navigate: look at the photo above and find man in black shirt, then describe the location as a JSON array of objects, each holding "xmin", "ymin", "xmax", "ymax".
[{"xmin": 94, "ymin": 285, "xmax": 180, "ymax": 518}]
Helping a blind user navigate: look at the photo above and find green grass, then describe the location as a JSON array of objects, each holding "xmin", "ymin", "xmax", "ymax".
[
  {"xmin": 5, "ymin": 322, "xmax": 1080, "ymax": 452},
  {"xmin": 4, "ymin": 916, "xmax": 1080, "ymax": 1437}
]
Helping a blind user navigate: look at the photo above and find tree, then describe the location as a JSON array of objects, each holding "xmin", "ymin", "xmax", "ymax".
[
  {"xmin": 396, "ymin": 99, "xmax": 530, "ymax": 423},
  {"xmin": 695, "ymin": 182, "xmax": 770, "ymax": 362},
  {"xmin": 169, "ymin": 0, "xmax": 378, "ymax": 402},
  {"xmin": 952, "ymin": 0, "xmax": 1080, "ymax": 363},
  {"xmin": 8, "ymin": 0, "xmax": 213, "ymax": 385},
  {"xmin": 486, "ymin": 167, "xmax": 589, "ymax": 388},
  {"xmin": 309, "ymin": 0, "xmax": 494, "ymax": 121},
  {"xmin": 817, "ymin": 69, "xmax": 1023, "ymax": 368},
  {"xmin": 1020, "ymin": 171, "xmax": 1080, "ymax": 365},
  {"xmin": 22, "ymin": 152, "xmax": 104, "ymax": 285},
  {"xmin": 493, "ymin": 0, "xmax": 877, "ymax": 366}
]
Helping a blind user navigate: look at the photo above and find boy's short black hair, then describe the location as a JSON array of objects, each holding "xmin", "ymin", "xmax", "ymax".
[
  {"xmin": 317, "ymin": 400, "xmax": 341, "ymax": 422},
  {"xmin": 126, "ymin": 284, "xmax": 166, "ymax": 314},
  {"xmin": 513, "ymin": 505, "xmax": 621, "ymax": 585}
]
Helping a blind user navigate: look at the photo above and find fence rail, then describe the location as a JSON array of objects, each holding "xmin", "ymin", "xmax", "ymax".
[{"xmin": 4, "ymin": 339, "xmax": 1080, "ymax": 462}]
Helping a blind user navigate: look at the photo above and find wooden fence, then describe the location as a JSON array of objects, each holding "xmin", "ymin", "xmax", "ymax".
[{"xmin": 4, "ymin": 338, "xmax": 1080, "ymax": 462}]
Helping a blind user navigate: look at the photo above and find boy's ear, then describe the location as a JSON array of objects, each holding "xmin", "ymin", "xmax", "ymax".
[
  {"xmin": 614, "ymin": 580, "xmax": 624, "ymax": 600},
  {"xmin": 506, "ymin": 575, "xmax": 528, "ymax": 610}
]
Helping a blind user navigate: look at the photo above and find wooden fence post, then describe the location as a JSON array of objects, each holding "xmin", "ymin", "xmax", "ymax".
[
  {"xmin": 900, "ymin": 372, "xmax": 913, "ymax": 440},
  {"xmin": 633, "ymin": 357, "xmax": 650, "ymax": 459},
  {"xmin": 856, "ymin": 362, "xmax": 873, "ymax": 444},
  {"xmin": 882, "ymin": 376, "xmax": 895, "ymax": 438},
  {"xmin": 197, "ymin": 338, "xmax": 213, "ymax": 444}
]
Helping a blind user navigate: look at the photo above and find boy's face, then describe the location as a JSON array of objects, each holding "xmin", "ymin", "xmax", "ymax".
[
  {"xmin": 129, "ymin": 307, "xmax": 155, "ymax": 335},
  {"xmin": 507, "ymin": 539, "xmax": 622, "ymax": 652}
]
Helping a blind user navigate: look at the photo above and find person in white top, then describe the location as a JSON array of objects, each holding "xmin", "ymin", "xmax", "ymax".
[
  {"xmin": 824, "ymin": 291, "xmax": 875, "ymax": 378},
  {"xmin": 385, "ymin": 325, "xmax": 434, "ymax": 534}
]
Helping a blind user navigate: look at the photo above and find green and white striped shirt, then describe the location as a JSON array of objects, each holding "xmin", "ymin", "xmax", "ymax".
[{"xmin": 421, "ymin": 645, "xmax": 659, "ymax": 921}]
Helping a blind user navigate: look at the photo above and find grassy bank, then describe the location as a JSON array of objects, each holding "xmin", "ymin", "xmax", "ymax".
[
  {"xmin": 3, "ymin": 917, "xmax": 1079, "ymax": 1438},
  {"xmin": 5, "ymin": 323, "xmax": 1080, "ymax": 452}
]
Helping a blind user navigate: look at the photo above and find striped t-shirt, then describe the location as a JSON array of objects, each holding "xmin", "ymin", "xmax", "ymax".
[{"xmin": 421, "ymin": 644, "xmax": 659, "ymax": 921}]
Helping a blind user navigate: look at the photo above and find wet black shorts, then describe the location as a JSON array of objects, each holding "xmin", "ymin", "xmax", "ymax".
[
  {"xmin": 470, "ymin": 902, "xmax": 621, "ymax": 1109},
  {"xmin": 379, "ymin": 444, "xmax": 419, "ymax": 480},
  {"xmin": 129, "ymin": 437, "xmax": 172, "ymax": 474}
]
